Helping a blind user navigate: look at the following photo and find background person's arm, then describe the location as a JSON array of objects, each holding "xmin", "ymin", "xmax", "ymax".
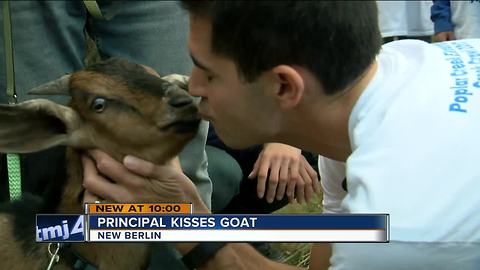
[
  {"xmin": 430, "ymin": 0, "xmax": 456, "ymax": 41},
  {"xmin": 249, "ymin": 143, "xmax": 320, "ymax": 204}
]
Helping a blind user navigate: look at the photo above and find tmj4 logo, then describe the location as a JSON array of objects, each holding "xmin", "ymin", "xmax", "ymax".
[{"xmin": 36, "ymin": 215, "xmax": 84, "ymax": 241}]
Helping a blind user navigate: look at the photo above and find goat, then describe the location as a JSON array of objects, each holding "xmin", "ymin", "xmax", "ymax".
[{"xmin": 0, "ymin": 58, "xmax": 199, "ymax": 269}]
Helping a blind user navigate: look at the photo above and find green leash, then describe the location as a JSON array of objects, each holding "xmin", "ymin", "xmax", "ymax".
[
  {"xmin": 3, "ymin": 0, "xmax": 22, "ymax": 201},
  {"xmin": 6, "ymin": 154, "xmax": 21, "ymax": 201}
]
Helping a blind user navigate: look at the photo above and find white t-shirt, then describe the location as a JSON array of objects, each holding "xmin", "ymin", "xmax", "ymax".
[
  {"xmin": 377, "ymin": 1, "xmax": 433, "ymax": 38},
  {"xmin": 451, "ymin": 1, "xmax": 480, "ymax": 39},
  {"xmin": 328, "ymin": 39, "xmax": 480, "ymax": 269},
  {"xmin": 317, "ymin": 156, "xmax": 346, "ymax": 214}
]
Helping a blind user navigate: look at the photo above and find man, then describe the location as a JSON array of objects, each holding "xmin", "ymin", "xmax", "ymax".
[{"xmin": 83, "ymin": 1, "xmax": 480, "ymax": 269}]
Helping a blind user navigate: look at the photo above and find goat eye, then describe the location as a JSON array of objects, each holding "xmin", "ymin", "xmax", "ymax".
[{"xmin": 91, "ymin": 97, "xmax": 106, "ymax": 113}]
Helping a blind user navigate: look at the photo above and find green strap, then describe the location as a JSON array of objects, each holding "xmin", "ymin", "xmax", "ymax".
[
  {"xmin": 6, "ymin": 154, "xmax": 21, "ymax": 201},
  {"xmin": 3, "ymin": 0, "xmax": 22, "ymax": 201},
  {"xmin": 83, "ymin": 0, "xmax": 104, "ymax": 20}
]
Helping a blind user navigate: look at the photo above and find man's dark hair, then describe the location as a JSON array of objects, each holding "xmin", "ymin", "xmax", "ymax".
[{"xmin": 181, "ymin": 1, "xmax": 381, "ymax": 95}]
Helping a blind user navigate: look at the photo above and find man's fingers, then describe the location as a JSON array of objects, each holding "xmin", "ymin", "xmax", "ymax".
[
  {"xmin": 311, "ymin": 170, "xmax": 321, "ymax": 194},
  {"xmin": 256, "ymin": 159, "xmax": 270, "ymax": 199},
  {"xmin": 286, "ymin": 172, "xmax": 297, "ymax": 201},
  {"xmin": 87, "ymin": 150, "xmax": 143, "ymax": 187},
  {"xmin": 266, "ymin": 159, "xmax": 281, "ymax": 203},
  {"xmin": 295, "ymin": 175, "xmax": 305, "ymax": 204},
  {"xmin": 274, "ymin": 171, "xmax": 287, "ymax": 201},
  {"xmin": 303, "ymin": 157, "xmax": 321, "ymax": 194},
  {"xmin": 82, "ymin": 155, "xmax": 128, "ymax": 201},
  {"xmin": 300, "ymin": 165, "xmax": 314, "ymax": 204},
  {"xmin": 123, "ymin": 155, "xmax": 159, "ymax": 178},
  {"xmin": 248, "ymin": 158, "xmax": 260, "ymax": 179},
  {"xmin": 276, "ymin": 159, "xmax": 292, "ymax": 200}
]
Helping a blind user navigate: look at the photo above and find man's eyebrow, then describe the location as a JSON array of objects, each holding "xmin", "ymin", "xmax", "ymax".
[{"xmin": 190, "ymin": 54, "xmax": 213, "ymax": 73}]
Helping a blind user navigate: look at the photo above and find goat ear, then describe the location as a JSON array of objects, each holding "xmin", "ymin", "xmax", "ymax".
[
  {"xmin": 0, "ymin": 99, "xmax": 82, "ymax": 153},
  {"xmin": 27, "ymin": 74, "xmax": 71, "ymax": 96}
]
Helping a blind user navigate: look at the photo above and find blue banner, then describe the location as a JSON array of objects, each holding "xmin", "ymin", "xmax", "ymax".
[
  {"xmin": 88, "ymin": 214, "xmax": 388, "ymax": 230},
  {"xmin": 36, "ymin": 214, "xmax": 85, "ymax": 242}
]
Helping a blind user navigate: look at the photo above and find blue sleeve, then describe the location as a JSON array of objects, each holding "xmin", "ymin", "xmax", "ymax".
[{"xmin": 431, "ymin": 0, "xmax": 454, "ymax": 34}]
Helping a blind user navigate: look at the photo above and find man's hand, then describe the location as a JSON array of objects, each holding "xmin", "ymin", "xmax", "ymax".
[
  {"xmin": 82, "ymin": 151, "xmax": 308, "ymax": 270},
  {"xmin": 248, "ymin": 143, "xmax": 320, "ymax": 204},
  {"xmin": 82, "ymin": 149, "xmax": 209, "ymax": 213},
  {"xmin": 434, "ymin": 31, "xmax": 456, "ymax": 42}
]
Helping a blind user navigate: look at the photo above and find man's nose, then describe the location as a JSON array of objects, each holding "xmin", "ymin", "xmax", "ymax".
[{"xmin": 187, "ymin": 69, "xmax": 206, "ymax": 98}]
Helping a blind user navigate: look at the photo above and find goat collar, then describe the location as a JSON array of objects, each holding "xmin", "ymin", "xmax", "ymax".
[{"xmin": 58, "ymin": 243, "xmax": 98, "ymax": 270}]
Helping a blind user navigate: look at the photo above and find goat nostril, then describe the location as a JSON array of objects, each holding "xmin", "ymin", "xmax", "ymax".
[{"xmin": 168, "ymin": 96, "xmax": 193, "ymax": 108}]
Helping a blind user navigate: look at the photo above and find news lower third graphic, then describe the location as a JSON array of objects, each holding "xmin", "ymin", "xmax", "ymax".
[
  {"xmin": 36, "ymin": 203, "xmax": 389, "ymax": 243},
  {"xmin": 36, "ymin": 214, "xmax": 85, "ymax": 242}
]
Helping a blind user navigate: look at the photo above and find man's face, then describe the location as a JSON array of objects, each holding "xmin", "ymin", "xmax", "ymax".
[{"xmin": 188, "ymin": 16, "xmax": 280, "ymax": 148}]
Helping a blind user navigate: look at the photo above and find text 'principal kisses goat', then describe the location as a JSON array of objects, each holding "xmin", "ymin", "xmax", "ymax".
[{"xmin": 0, "ymin": 58, "xmax": 199, "ymax": 269}]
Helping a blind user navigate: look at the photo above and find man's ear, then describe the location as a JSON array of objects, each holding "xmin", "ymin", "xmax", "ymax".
[{"xmin": 271, "ymin": 65, "xmax": 305, "ymax": 109}]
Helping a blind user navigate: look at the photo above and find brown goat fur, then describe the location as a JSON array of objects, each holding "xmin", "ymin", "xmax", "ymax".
[{"xmin": 0, "ymin": 58, "xmax": 199, "ymax": 269}]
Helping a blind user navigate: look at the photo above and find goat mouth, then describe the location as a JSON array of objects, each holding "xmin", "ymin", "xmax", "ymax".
[{"xmin": 161, "ymin": 117, "xmax": 201, "ymax": 133}]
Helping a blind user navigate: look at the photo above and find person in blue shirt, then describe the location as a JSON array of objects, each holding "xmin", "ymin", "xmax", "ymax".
[{"xmin": 431, "ymin": 0, "xmax": 480, "ymax": 41}]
